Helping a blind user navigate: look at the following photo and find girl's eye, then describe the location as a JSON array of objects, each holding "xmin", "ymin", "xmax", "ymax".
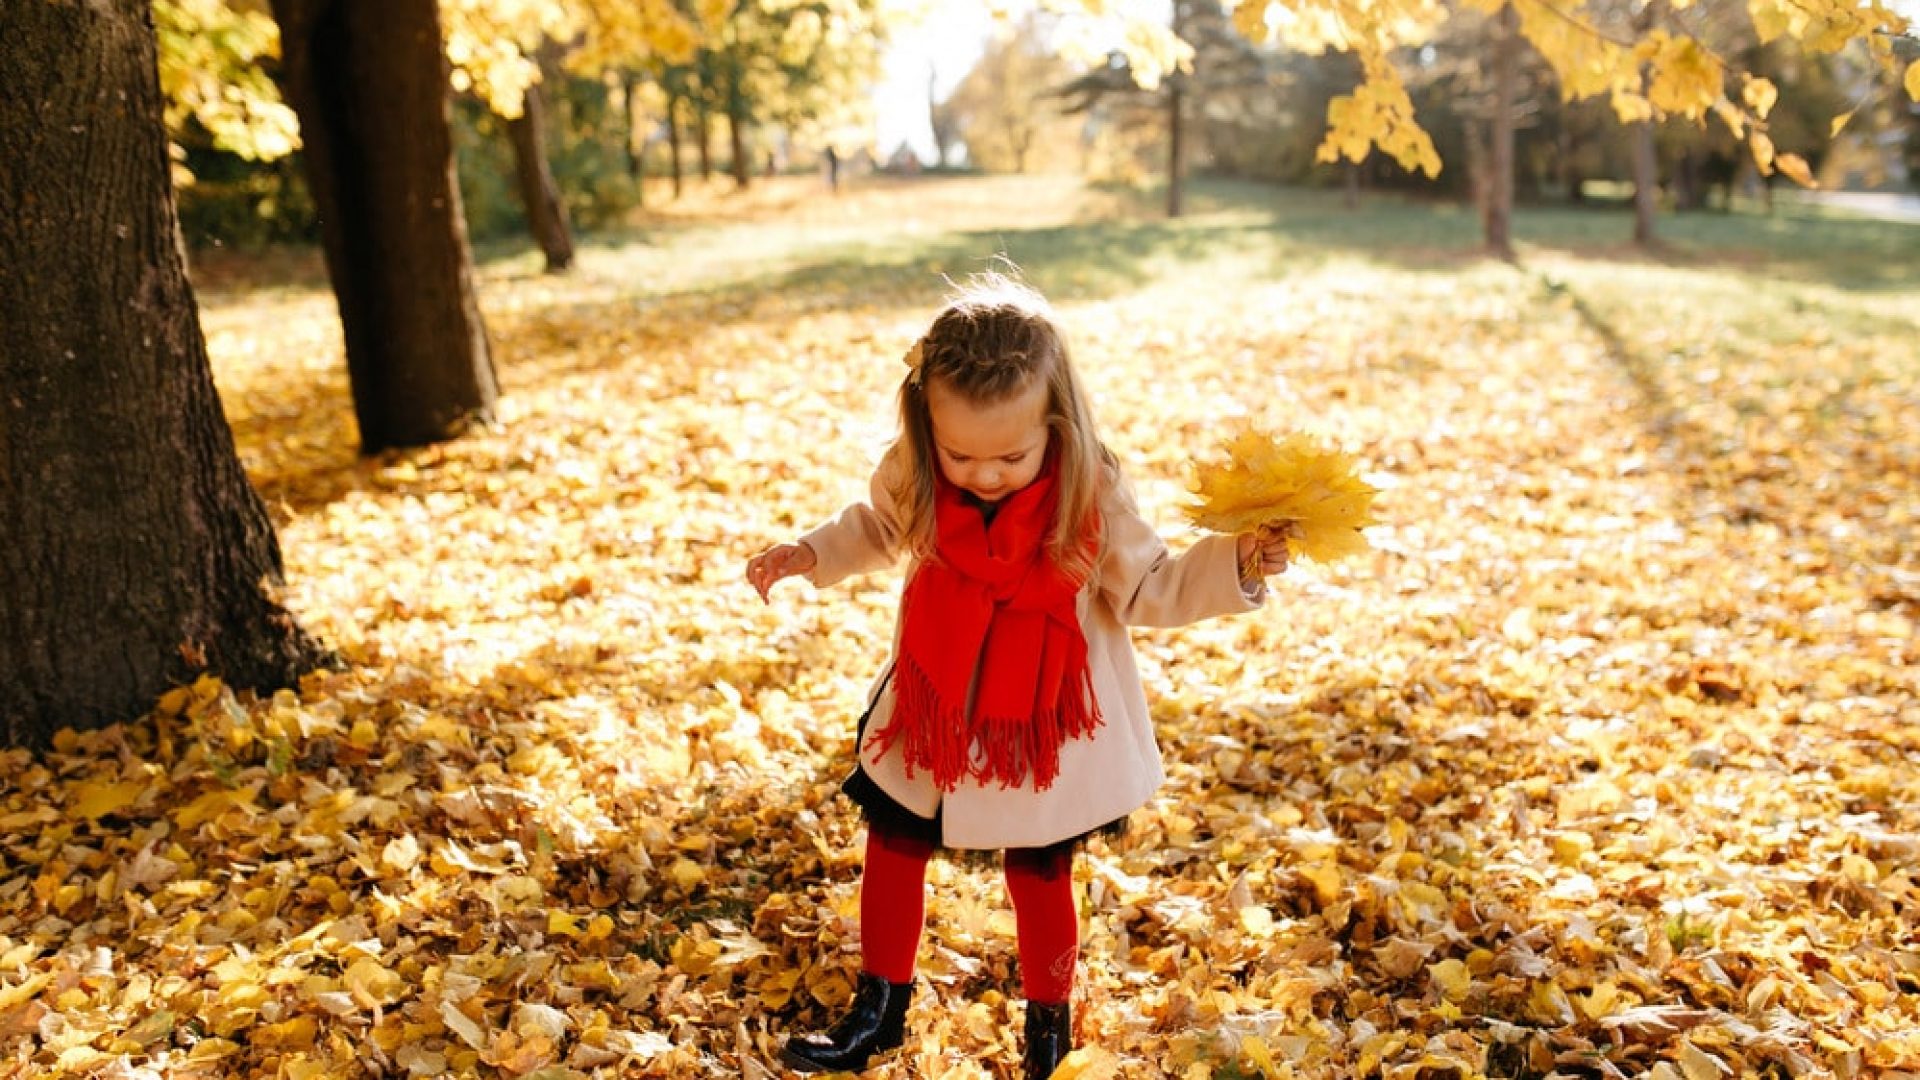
[{"xmin": 1002, "ymin": 454, "xmax": 1026, "ymax": 464}]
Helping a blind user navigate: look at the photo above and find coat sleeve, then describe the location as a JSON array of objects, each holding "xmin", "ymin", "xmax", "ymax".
[
  {"xmin": 797, "ymin": 446, "xmax": 910, "ymax": 589},
  {"xmin": 1095, "ymin": 466, "xmax": 1265, "ymax": 628}
]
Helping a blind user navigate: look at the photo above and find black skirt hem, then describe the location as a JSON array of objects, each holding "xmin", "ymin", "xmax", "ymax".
[{"xmin": 841, "ymin": 667, "xmax": 1129, "ymax": 856}]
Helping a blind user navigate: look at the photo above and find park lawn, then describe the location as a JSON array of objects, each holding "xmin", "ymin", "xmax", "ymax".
[{"xmin": 4, "ymin": 175, "xmax": 1914, "ymax": 1079}]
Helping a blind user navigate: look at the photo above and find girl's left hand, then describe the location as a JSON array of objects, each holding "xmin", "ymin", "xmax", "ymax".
[{"xmin": 1238, "ymin": 523, "xmax": 1294, "ymax": 580}]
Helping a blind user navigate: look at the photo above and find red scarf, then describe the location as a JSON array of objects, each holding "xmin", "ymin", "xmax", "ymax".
[{"xmin": 872, "ymin": 451, "xmax": 1101, "ymax": 792}]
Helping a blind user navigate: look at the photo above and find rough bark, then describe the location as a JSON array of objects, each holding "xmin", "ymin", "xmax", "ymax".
[
  {"xmin": 0, "ymin": 0, "xmax": 325, "ymax": 746},
  {"xmin": 508, "ymin": 69, "xmax": 576, "ymax": 273},
  {"xmin": 269, "ymin": 0, "xmax": 499, "ymax": 453}
]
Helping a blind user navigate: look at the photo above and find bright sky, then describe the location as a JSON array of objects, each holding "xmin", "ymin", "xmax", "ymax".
[{"xmin": 872, "ymin": 2, "xmax": 1007, "ymax": 163}]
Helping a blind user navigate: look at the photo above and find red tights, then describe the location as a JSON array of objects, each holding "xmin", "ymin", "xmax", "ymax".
[{"xmin": 857, "ymin": 826, "xmax": 1078, "ymax": 1005}]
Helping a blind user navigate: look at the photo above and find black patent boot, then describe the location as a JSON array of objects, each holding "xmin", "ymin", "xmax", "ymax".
[
  {"xmin": 1022, "ymin": 1000, "xmax": 1072, "ymax": 1079},
  {"xmin": 780, "ymin": 972, "xmax": 912, "ymax": 1073}
]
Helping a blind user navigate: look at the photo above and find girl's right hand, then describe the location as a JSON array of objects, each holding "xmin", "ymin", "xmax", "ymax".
[{"xmin": 746, "ymin": 542, "xmax": 817, "ymax": 603}]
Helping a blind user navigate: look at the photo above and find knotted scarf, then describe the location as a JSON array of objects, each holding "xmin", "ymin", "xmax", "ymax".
[{"xmin": 872, "ymin": 451, "xmax": 1101, "ymax": 792}]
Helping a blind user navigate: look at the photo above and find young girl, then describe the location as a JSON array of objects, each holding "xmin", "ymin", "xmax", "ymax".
[{"xmin": 745, "ymin": 274, "xmax": 1291, "ymax": 1079}]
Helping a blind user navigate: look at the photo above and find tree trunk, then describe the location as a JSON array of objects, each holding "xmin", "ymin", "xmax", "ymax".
[
  {"xmin": 508, "ymin": 67, "xmax": 576, "ymax": 273},
  {"xmin": 1466, "ymin": 115, "xmax": 1491, "ymax": 219},
  {"xmin": 928, "ymin": 68, "xmax": 953, "ymax": 169},
  {"xmin": 1344, "ymin": 162, "xmax": 1361, "ymax": 209},
  {"xmin": 1673, "ymin": 147, "xmax": 1704, "ymax": 211},
  {"xmin": 668, "ymin": 93, "xmax": 685, "ymax": 198},
  {"xmin": 1630, "ymin": 0, "xmax": 1665, "ymax": 247},
  {"xmin": 0, "ymin": 0, "xmax": 325, "ymax": 745},
  {"xmin": 727, "ymin": 78, "xmax": 750, "ymax": 190},
  {"xmin": 1560, "ymin": 125, "xmax": 1585, "ymax": 204},
  {"xmin": 269, "ymin": 0, "xmax": 498, "ymax": 453},
  {"xmin": 697, "ymin": 102, "xmax": 713, "ymax": 181},
  {"xmin": 1485, "ymin": 3, "xmax": 1518, "ymax": 260},
  {"xmin": 622, "ymin": 72, "xmax": 644, "ymax": 183},
  {"xmin": 1631, "ymin": 118, "xmax": 1659, "ymax": 245},
  {"xmin": 1167, "ymin": 78, "xmax": 1185, "ymax": 218}
]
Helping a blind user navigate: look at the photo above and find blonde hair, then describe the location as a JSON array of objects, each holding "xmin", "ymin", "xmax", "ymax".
[{"xmin": 890, "ymin": 271, "xmax": 1111, "ymax": 581}]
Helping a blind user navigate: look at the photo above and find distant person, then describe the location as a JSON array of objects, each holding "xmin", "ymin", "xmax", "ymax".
[
  {"xmin": 825, "ymin": 145, "xmax": 839, "ymax": 192},
  {"xmin": 745, "ymin": 271, "xmax": 1294, "ymax": 1079}
]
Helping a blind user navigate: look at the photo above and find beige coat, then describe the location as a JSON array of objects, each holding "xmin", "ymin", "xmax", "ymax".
[{"xmin": 801, "ymin": 447, "xmax": 1264, "ymax": 849}]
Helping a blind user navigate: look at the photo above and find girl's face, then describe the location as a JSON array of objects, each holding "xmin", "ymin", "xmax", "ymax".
[{"xmin": 926, "ymin": 375, "xmax": 1051, "ymax": 504}]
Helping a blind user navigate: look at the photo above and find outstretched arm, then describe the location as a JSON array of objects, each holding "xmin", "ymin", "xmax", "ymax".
[
  {"xmin": 746, "ymin": 445, "xmax": 910, "ymax": 600},
  {"xmin": 745, "ymin": 542, "xmax": 818, "ymax": 603},
  {"xmin": 1097, "ymin": 472, "xmax": 1272, "ymax": 627}
]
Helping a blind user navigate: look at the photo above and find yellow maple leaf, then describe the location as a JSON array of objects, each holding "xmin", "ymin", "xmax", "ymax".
[
  {"xmin": 1187, "ymin": 424, "xmax": 1380, "ymax": 563},
  {"xmin": 254, "ymin": 1015, "xmax": 318, "ymax": 1050},
  {"xmin": 1428, "ymin": 958, "xmax": 1471, "ymax": 1002},
  {"xmin": 71, "ymin": 780, "xmax": 146, "ymax": 821},
  {"xmin": 1645, "ymin": 33, "xmax": 1722, "ymax": 119},
  {"xmin": 1051, "ymin": 1045, "xmax": 1120, "ymax": 1080},
  {"xmin": 1298, "ymin": 862, "xmax": 1343, "ymax": 906},
  {"xmin": 1240, "ymin": 1035, "xmax": 1286, "ymax": 1080},
  {"xmin": 1905, "ymin": 58, "xmax": 1920, "ymax": 102},
  {"xmin": 1775, "ymin": 152, "xmax": 1817, "ymax": 188},
  {"xmin": 1749, "ymin": 0, "xmax": 1802, "ymax": 43},
  {"xmin": 0, "ymin": 973, "xmax": 50, "ymax": 1011},
  {"xmin": 343, "ymin": 959, "xmax": 406, "ymax": 1008}
]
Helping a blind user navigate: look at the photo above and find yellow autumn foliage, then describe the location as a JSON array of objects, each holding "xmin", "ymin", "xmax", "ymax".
[{"xmin": 1187, "ymin": 424, "xmax": 1380, "ymax": 563}]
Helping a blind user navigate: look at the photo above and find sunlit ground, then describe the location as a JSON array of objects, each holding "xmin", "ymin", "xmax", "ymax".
[{"xmin": 4, "ymin": 174, "xmax": 1914, "ymax": 1078}]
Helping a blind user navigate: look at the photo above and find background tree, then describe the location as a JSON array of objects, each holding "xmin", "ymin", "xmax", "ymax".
[
  {"xmin": 681, "ymin": 0, "xmax": 886, "ymax": 188},
  {"xmin": 1058, "ymin": 1, "xmax": 1272, "ymax": 212},
  {"xmin": 745, "ymin": 0, "xmax": 887, "ymax": 170},
  {"xmin": 1231, "ymin": 0, "xmax": 1914, "ymax": 195},
  {"xmin": 930, "ymin": 66, "xmax": 962, "ymax": 167},
  {"xmin": 269, "ymin": 0, "xmax": 499, "ymax": 454},
  {"xmin": 437, "ymin": 0, "xmax": 584, "ymax": 271},
  {"xmin": 505, "ymin": 43, "xmax": 578, "ymax": 271},
  {"xmin": 154, "ymin": 0, "xmax": 313, "ymax": 247},
  {"xmin": 1, "ymin": 0, "xmax": 324, "ymax": 745},
  {"xmin": 1906, "ymin": 74, "xmax": 1920, "ymax": 188},
  {"xmin": 1392, "ymin": 4, "xmax": 1550, "ymax": 252},
  {"xmin": 946, "ymin": 14, "xmax": 1078, "ymax": 173},
  {"xmin": 154, "ymin": 0, "xmax": 301, "ymax": 171}
]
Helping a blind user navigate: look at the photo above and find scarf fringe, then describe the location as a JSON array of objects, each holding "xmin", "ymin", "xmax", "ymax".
[
  {"xmin": 872, "ymin": 657, "xmax": 972, "ymax": 791},
  {"xmin": 875, "ymin": 660, "xmax": 1102, "ymax": 793}
]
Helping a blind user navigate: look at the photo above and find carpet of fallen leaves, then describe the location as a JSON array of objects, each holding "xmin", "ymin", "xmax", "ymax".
[{"xmin": 2, "ymin": 176, "xmax": 1916, "ymax": 1080}]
